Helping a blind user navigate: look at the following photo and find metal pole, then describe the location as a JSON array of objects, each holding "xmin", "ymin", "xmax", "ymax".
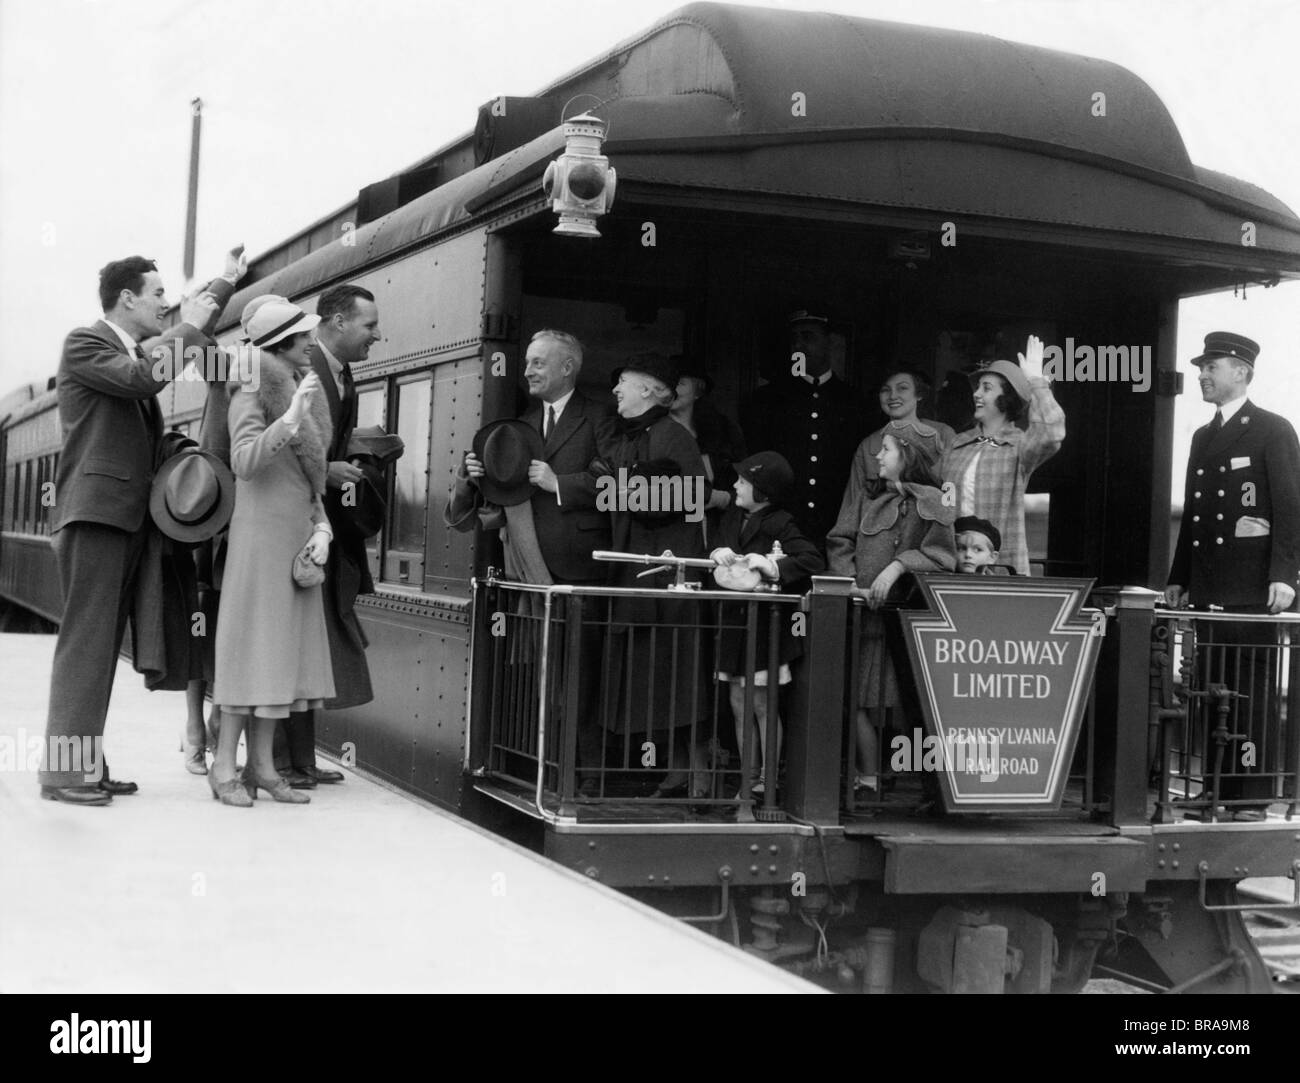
[{"xmin": 183, "ymin": 98, "xmax": 203, "ymax": 282}]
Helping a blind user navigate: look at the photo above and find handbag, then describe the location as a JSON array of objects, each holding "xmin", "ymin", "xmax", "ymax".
[{"xmin": 292, "ymin": 542, "xmax": 326, "ymax": 588}]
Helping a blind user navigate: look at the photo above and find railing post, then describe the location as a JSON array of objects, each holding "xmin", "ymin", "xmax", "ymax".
[
  {"xmin": 557, "ymin": 593, "xmax": 583, "ymax": 807},
  {"xmin": 1092, "ymin": 586, "xmax": 1158, "ymax": 826},
  {"xmin": 467, "ymin": 577, "xmax": 497, "ymax": 773},
  {"xmin": 786, "ymin": 577, "xmax": 851, "ymax": 824}
]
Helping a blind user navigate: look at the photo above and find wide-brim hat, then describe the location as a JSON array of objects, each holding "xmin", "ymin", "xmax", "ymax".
[
  {"xmin": 788, "ymin": 308, "xmax": 829, "ymax": 326},
  {"xmin": 969, "ymin": 359, "xmax": 1031, "ymax": 404},
  {"xmin": 1190, "ymin": 331, "xmax": 1260, "ymax": 368},
  {"xmin": 735, "ymin": 451, "xmax": 794, "ymax": 504},
  {"xmin": 337, "ymin": 460, "xmax": 387, "ymax": 540},
  {"xmin": 239, "ymin": 293, "xmax": 288, "ymax": 338},
  {"xmin": 150, "ymin": 447, "xmax": 236, "ymax": 542},
  {"xmin": 246, "ymin": 301, "xmax": 320, "ymax": 349},
  {"xmin": 472, "ymin": 418, "xmax": 544, "ymax": 506}
]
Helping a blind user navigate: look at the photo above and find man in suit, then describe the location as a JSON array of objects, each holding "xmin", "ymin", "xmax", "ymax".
[
  {"xmin": 277, "ymin": 284, "xmax": 383, "ymax": 787},
  {"xmin": 1166, "ymin": 331, "xmax": 1300, "ymax": 819},
  {"xmin": 449, "ymin": 328, "xmax": 613, "ymax": 793},
  {"xmin": 740, "ymin": 309, "xmax": 872, "ymax": 546},
  {"xmin": 39, "ymin": 256, "xmax": 222, "ymax": 804}
]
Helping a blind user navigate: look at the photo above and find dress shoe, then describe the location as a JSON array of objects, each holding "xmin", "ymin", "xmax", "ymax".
[
  {"xmin": 41, "ymin": 784, "xmax": 111, "ymax": 806},
  {"xmin": 184, "ymin": 745, "xmax": 208, "ymax": 775},
  {"xmin": 1232, "ymin": 807, "xmax": 1269, "ymax": 822},
  {"xmin": 212, "ymin": 777, "xmax": 253, "ymax": 808},
  {"xmin": 299, "ymin": 765, "xmax": 344, "ymax": 784},
  {"xmin": 98, "ymin": 776, "xmax": 139, "ymax": 796},
  {"xmin": 244, "ymin": 770, "xmax": 310, "ymax": 804},
  {"xmin": 278, "ymin": 768, "xmax": 317, "ymax": 789}
]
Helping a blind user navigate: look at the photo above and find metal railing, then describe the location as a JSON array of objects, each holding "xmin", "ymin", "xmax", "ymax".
[
  {"xmin": 473, "ymin": 575, "xmax": 805, "ymax": 820},
  {"xmin": 1149, "ymin": 609, "xmax": 1300, "ymax": 823}
]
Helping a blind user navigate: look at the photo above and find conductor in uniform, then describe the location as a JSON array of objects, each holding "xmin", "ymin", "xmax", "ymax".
[
  {"xmin": 1166, "ymin": 331, "xmax": 1300, "ymax": 818},
  {"xmin": 740, "ymin": 310, "xmax": 870, "ymax": 545}
]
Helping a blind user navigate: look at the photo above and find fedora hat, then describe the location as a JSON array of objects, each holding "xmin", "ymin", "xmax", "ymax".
[
  {"xmin": 472, "ymin": 418, "xmax": 544, "ymax": 506},
  {"xmin": 246, "ymin": 301, "xmax": 320, "ymax": 349},
  {"xmin": 969, "ymin": 359, "xmax": 1032, "ymax": 404},
  {"xmin": 150, "ymin": 448, "xmax": 236, "ymax": 542}
]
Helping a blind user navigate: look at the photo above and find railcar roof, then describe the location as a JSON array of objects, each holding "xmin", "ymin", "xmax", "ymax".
[{"xmin": 222, "ymin": 2, "xmax": 1300, "ymax": 327}]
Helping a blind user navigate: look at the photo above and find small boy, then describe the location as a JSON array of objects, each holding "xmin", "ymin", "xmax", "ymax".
[
  {"xmin": 954, "ymin": 516, "xmax": 1002, "ymax": 574},
  {"xmin": 711, "ymin": 452, "xmax": 824, "ymax": 797}
]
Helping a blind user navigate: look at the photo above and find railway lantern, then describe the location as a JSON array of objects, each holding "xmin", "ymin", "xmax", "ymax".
[{"xmin": 542, "ymin": 112, "xmax": 616, "ymax": 238}]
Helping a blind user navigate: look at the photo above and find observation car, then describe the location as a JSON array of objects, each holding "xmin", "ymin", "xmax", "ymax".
[{"xmin": 4, "ymin": 3, "xmax": 1299, "ymax": 992}]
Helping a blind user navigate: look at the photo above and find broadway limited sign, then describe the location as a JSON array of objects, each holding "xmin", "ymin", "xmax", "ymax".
[{"xmin": 899, "ymin": 575, "xmax": 1104, "ymax": 811}]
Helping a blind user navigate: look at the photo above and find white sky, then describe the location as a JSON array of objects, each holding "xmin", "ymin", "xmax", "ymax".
[{"xmin": 2, "ymin": 0, "xmax": 1298, "ymax": 491}]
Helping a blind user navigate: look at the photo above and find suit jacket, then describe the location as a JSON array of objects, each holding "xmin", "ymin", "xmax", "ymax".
[
  {"xmin": 311, "ymin": 345, "xmax": 373, "ymax": 596},
  {"xmin": 522, "ymin": 390, "xmax": 614, "ymax": 582},
  {"xmin": 1169, "ymin": 399, "xmax": 1300, "ymax": 607},
  {"xmin": 53, "ymin": 318, "xmax": 210, "ymax": 534},
  {"xmin": 446, "ymin": 389, "xmax": 614, "ymax": 584}
]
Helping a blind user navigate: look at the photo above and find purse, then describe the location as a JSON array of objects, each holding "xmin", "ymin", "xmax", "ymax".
[{"xmin": 292, "ymin": 542, "xmax": 326, "ymax": 588}]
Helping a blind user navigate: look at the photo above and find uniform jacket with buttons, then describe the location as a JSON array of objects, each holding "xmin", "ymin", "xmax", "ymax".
[
  {"xmin": 827, "ymin": 480, "xmax": 957, "ymax": 590},
  {"xmin": 741, "ymin": 373, "xmax": 873, "ymax": 546},
  {"xmin": 1168, "ymin": 399, "xmax": 1300, "ymax": 607}
]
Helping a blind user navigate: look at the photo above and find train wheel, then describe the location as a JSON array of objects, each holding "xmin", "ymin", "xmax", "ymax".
[{"xmin": 1100, "ymin": 881, "xmax": 1274, "ymax": 993}]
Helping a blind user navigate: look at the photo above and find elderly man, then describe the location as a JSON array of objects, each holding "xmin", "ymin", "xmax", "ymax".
[
  {"xmin": 39, "ymin": 256, "xmax": 225, "ymax": 804},
  {"xmin": 740, "ymin": 309, "xmax": 870, "ymax": 545},
  {"xmin": 448, "ymin": 329, "xmax": 612, "ymax": 793},
  {"xmin": 1166, "ymin": 331, "xmax": 1300, "ymax": 819}
]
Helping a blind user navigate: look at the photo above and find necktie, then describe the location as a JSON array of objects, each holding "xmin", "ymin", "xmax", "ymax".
[
  {"xmin": 545, "ymin": 405, "xmax": 556, "ymax": 440},
  {"xmin": 340, "ymin": 363, "xmax": 356, "ymax": 437},
  {"xmin": 1210, "ymin": 410, "xmax": 1224, "ymax": 433}
]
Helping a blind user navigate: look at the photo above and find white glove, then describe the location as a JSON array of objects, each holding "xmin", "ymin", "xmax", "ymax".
[
  {"xmin": 284, "ymin": 372, "xmax": 321, "ymax": 426},
  {"xmin": 711, "ymin": 547, "xmax": 738, "ymax": 566}
]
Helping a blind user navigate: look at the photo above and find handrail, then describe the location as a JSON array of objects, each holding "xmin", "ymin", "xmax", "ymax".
[
  {"xmin": 483, "ymin": 574, "xmax": 803, "ymax": 604},
  {"xmin": 1153, "ymin": 608, "xmax": 1300, "ymax": 624}
]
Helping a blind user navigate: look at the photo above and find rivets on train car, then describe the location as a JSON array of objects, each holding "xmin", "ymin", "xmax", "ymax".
[
  {"xmin": 749, "ymin": 865, "xmax": 759, "ymax": 875},
  {"xmin": 1171, "ymin": 842, "xmax": 1180, "ymax": 852},
  {"xmin": 584, "ymin": 867, "xmax": 598, "ymax": 879},
  {"xmin": 769, "ymin": 845, "xmax": 779, "ymax": 855},
  {"xmin": 647, "ymin": 875, "xmax": 656, "ymax": 882},
  {"xmin": 1233, "ymin": 867, "xmax": 1241, "ymax": 875},
  {"xmin": 768, "ymin": 865, "xmax": 777, "ymax": 874},
  {"xmin": 1157, "ymin": 860, "xmax": 1165, "ymax": 868},
  {"xmin": 750, "ymin": 844, "xmax": 759, "ymax": 853},
  {"xmin": 1171, "ymin": 860, "xmax": 1179, "ymax": 870},
  {"xmin": 588, "ymin": 841, "xmax": 596, "ymax": 850},
  {"xmin": 1157, "ymin": 843, "xmax": 1165, "ymax": 852}
]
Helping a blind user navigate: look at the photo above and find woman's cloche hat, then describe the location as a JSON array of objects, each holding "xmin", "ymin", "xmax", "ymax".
[{"xmin": 245, "ymin": 300, "xmax": 320, "ymax": 349}]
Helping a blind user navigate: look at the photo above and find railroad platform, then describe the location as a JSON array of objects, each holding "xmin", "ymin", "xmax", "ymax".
[{"xmin": 0, "ymin": 633, "xmax": 813, "ymax": 994}]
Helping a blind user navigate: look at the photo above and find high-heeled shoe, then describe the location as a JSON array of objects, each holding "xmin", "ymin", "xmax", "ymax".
[
  {"xmin": 183, "ymin": 744, "xmax": 208, "ymax": 775},
  {"xmin": 242, "ymin": 767, "xmax": 310, "ymax": 804},
  {"xmin": 209, "ymin": 769, "xmax": 252, "ymax": 807}
]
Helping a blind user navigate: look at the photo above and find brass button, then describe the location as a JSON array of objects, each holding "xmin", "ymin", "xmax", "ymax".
[
  {"xmin": 1193, "ymin": 491, "xmax": 1201, "ymax": 499},
  {"xmin": 1196, "ymin": 469, "xmax": 1204, "ymax": 476},
  {"xmin": 1192, "ymin": 515, "xmax": 1200, "ymax": 522},
  {"xmin": 1217, "ymin": 490, "xmax": 1225, "ymax": 497},
  {"xmin": 1193, "ymin": 540, "xmax": 1200, "ymax": 547},
  {"xmin": 1216, "ymin": 537, "xmax": 1224, "ymax": 545}
]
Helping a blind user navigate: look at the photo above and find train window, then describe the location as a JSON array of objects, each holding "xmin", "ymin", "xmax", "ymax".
[
  {"xmin": 383, "ymin": 373, "xmax": 431, "ymax": 586},
  {"xmin": 355, "ymin": 384, "xmax": 388, "ymax": 582},
  {"xmin": 23, "ymin": 460, "xmax": 34, "ymax": 533},
  {"xmin": 356, "ymin": 385, "xmax": 386, "ymax": 431}
]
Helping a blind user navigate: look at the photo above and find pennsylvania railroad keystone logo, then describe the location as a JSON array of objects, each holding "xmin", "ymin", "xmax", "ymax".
[{"xmin": 899, "ymin": 575, "xmax": 1103, "ymax": 811}]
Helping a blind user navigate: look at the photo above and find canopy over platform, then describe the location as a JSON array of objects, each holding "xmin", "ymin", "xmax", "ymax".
[{"xmin": 224, "ymin": 2, "xmax": 1300, "ymax": 326}]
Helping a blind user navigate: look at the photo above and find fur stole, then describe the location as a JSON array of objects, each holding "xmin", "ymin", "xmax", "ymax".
[{"xmin": 232, "ymin": 347, "xmax": 333, "ymax": 493}]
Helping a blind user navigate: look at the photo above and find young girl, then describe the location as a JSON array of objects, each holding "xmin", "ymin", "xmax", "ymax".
[
  {"xmin": 827, "ymin": 434, "xmax": 956, "ymax": 803},
  {"xmin": 711, "ymin": 452, "xmax": 824, "ymax": 797}
]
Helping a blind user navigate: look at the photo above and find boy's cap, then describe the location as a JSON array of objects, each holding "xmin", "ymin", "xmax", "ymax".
[
  {"xmin": 955, "ymin": 515, "xmax": 1001, "ymax": 552},
  {"xmin": 735, "ymin": 451, "xmax": 794, "ymax": 504}
]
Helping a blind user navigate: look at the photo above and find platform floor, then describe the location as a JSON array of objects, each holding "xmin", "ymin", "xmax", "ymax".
[{"xmin": 0, "ymin": 633, "xmax": 812, "ymax": 994}]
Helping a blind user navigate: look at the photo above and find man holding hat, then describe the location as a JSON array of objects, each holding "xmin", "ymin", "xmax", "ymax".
[
  {"xmin": 447, "ymin": 328, "xmax": 613, "ymax": 793},
  {"xmin": 38, "ymin": 252, "xmax": 237, "ymax": 804},
  {"xmin": 1166, "ymin": 332, "xmax": 1300, "ymax": 819},
  {"xmin": 739, "ymin": 309, "xmax": 871, "ymax": 546}
]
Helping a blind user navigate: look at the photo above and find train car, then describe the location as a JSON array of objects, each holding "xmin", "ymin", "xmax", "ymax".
[{"xmin": 4, "ymin": 3, "xmax": 1299, "ymax": 992}]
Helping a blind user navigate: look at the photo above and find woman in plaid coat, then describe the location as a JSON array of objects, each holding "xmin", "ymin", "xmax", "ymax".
[{"xmin": 941, "ymin": 336, "xmax": 1065, "ymax": 575}]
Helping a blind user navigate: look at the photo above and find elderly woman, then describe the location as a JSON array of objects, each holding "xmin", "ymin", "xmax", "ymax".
[
  {"xmin": 600, "ymin": 353, "xmax": 712, "ymax": 798},
  {"xmin": 209, "ymin": 301, "xmax": 335, "ymax": 807},
  {"xmin": 941, "ymin": 336, "xmax": 1065, "ymax": 576}
]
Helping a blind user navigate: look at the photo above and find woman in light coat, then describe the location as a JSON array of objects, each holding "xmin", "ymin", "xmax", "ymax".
[{"xmin": 210, "ymin": 302, "xmax": 335, "ymax": 807}]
